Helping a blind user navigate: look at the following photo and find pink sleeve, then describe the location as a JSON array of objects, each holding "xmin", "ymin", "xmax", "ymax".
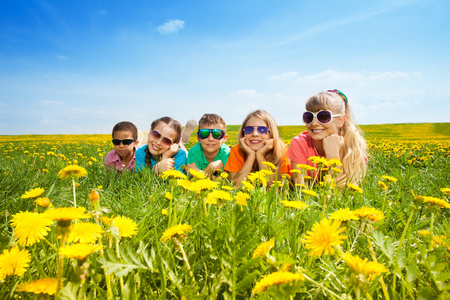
[{"xmin": 286, "ymin": 133, "xmax": 317, "ymax": 165}]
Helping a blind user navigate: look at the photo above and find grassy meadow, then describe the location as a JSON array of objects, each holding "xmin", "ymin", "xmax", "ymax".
[{"xmin": 0, "ymin": 123, "xmax": 449, "ymax": 299}]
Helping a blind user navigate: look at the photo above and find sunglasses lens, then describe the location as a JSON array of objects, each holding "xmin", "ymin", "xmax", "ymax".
[
  {"xmin": 257, "ymin": 126, "xmax": 268, "ymax": 134},
  {"xmin": 211, "ymin": 129, "xmax": 225, "ymax": 139},
  {"xmin": 112, "ymin": 139, "xmax": 120, "ymax": 145},
  {"xmin": 303, "ymin": 112, "xmax": 314, "ymax": 124},
  {"xmin": 317, "ymin": 111, "xmax": 332, "ymax": 124},
  {"xmin": 151, "ymin": 130, "xmax": 161, "ymax": 140},
  {"xmin": 197, "ymin": 129, "xmax": 210, "ymax": 139},
  {"xmin": 243, "ymin": 127, "xmax": 254, "ymax": 135},
  {"xmin": 161, "ymin": 137, "xmax": 173, "ymax": 147},
  {"xmin": 121, "ymin": 139, "xmax": 134, "ymax": 145}
]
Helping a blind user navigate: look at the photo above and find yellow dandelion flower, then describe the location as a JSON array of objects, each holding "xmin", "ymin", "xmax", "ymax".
[
  {"xmin": 11, "ymin": 211, "xmax": 53, "ymax": 247},
  {"xmin": 418, "ymin": 230, "xmax": 430, "ymax": 236},
  {"xmin": 220, "ymin": 172, "xmax": 229, "ymax": 179},
  {"xmin": 248, "ymin": 171, "xmax": 269, "ymax": 187},
  {"xmin": 343, "ymin": 253, "xmax": 388, "ymax": 277},
  {"xmin": 161, "ymin": 209, "xmax": 169, "ymax": 215},
  {"xmin": 280, "ymin": 200, "xmax": 309, "ymax": 210},
  {"xmin": 192, "ymin": 179, "xmax": 219, "ymax": 191},
  {"xmin": 302, "ymin": 189, "xmax": 318, "ymax": 197},
  {"xmin": 16, "ymin": 278, "xmax": 59, "ymax": 295},
  {"xmin": 378, "ymin": 181, "xmax": 388, "ymax": 190},
  {"xmin": 252, "ymin": 271, "xmax": 304, "ymax": 294},
  {"xmin": 205, "ymin": 189, "xmax": 232, "ymax": 205},
  {"xmin": 296, "ymin": 164, "xmax": 316, "ymax": 172},
  {"xmin": 328, "ymin": 158, "xmax": 343, "ymax": 166},
  {"xmin": 295, "ymin": 183, "xmax": 308, "ymax": 189},
  {"xmin": 431, "ymin": 235, "xmax": 450, "ymax": 250},
  {"xmin": 235, "ymin": 192, "xmax": 250, "ymax": 208},
  {"xmin": 44, "ymin": 207, "xmax": 91, "ymax": 224},
  {"xmin": 59, "ymin": 243, "xmax": 102, "ymax": 261},
  {"xmin": 353, "ymin": 207, "xmax": 385, "ymax": 222},
  {"xmin": 308, "ymin": 156, "xmax": 329, "ymax": 166},
  {"xmin": 381, "ymin": 175, "xmax": 398, "ymax": 182},
  {"xmin": 330, "ymin": 208, "xmax": 359, "ymax": 221},
  {"xmin": 221, "ymin": 185, "xmax": 233, "ymax": 191},
  {"xmin": 252, "ymin": 238, "xmax": 275, "ymax": 258},
  {"xmin": 189, "ymin": 168, "xmax": 206, "ymax": 179},
  {"xmin": 421, "ymin": 196, "xmax": 450, "ymax": 209},
  {"xmin": 332, "ymin": 167, "xmax": 343, "ymax": 173},
  {"xmin": 100, "ymin": 215, "xmax": 115, "ymax": 226},
  {"xmin": 304, "ymin": 175, "xmax": 313, "ymax": 180},
  {"xmin": 303, "ymin": 218, "xmax": 347, "ymax": 257},
  {"xmin": 241, "ymin": 180, "xmax": 254, "ymax": 191},
  {"xmin": 66, "ymin": 222, "xmax": 103, "ymax": 244},
  {"xmin": 441, "ymin": 188, "xmax": 450, "ymax": 195},
  {"xmin": 112, "ymin": 216, "xmax": 138, "ymax": 238},
  {"xmin": 0, "ymin": 247, "xmax": 31, "ymax": 277},
  {"xmin": 160, "ymin": 170, "xmax": 187, "ymax": 179},
  {"xmin": 42, "ymin": 169, "xmax": 49, "ymax": 173},
  {"xmin": 177, "ymin": 179, "xmax": 193, "ymax": 190},
  {"xmin": 21, "ymin": 187, "xmax": 44, "ymax": 199},
  {"xmin": 290, "ymin": 169, "xmax": 302, "ymax": 174},
  {"xmin": 57, "ymin": 165, "xmax": 87, "ymax": 180},
  {"xmin": 262, "ymin": 161, "xmax": 277, "ymax": 171},
  {"xmin": 35, "ymin": 197, "xmax": 51, "ymax": 208},
  {"xmin": 165, "ymin": 192, "xmax": 172, "ymax": 200},
  {"xmin": 347, "ymin": 183, "xmax": 363, "ymax": 194},
  {"xmin": 160, "ymin": 224, "xmax": 192, "ymax": 242}
]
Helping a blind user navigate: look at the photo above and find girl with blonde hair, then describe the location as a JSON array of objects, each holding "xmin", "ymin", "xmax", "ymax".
[
  {"xmin": 225, "ymin": 109, "xmax": 290, "ymax": 186},
  {"xmin": 286, "ymin": 90, "xmax": 367, "ymax": 184}
]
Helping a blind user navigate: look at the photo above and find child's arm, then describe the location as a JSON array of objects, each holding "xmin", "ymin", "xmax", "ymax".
[
  {"xmin": 229, "ymin": 138, "xmax": 256, "ymax": 186},
  {"xmin": 204, "ymin": 160, "xmax": 223, "ymax": 177}
]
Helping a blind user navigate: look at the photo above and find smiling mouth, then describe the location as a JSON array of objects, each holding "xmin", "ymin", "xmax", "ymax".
[
  {"xmin": 151, "ymin": 144, "xmax": 161, "ymax": 151},
  {"xmin": 249, "ymin": 140, "xmax": 261, "ymax": 144},
  {"xmin": 311, "ymin": 129, "xmax": 324, "ymax": 133}
]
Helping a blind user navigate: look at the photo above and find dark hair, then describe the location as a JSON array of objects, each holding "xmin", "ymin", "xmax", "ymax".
[
  {"xmin": 198, "ymin": 113, "xmax": 227, "ymax": 131},
  {"xmin": 144, "ymin": 116, "xmax": 182, "ymax": 166},
  {"xmin": 112, "ymin": 121, "xmax": 138, "ymax": 139}
]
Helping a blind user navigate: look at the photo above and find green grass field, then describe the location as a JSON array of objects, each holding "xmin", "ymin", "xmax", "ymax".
[{"xmin": 0, "ymin": 123, "xmax": 449, "ymax": 299}]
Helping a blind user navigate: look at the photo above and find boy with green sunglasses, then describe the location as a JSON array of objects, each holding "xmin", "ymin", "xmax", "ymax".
[{"xmin": 187, "ymin": 113, "xmax": 230, "ymax": 177}]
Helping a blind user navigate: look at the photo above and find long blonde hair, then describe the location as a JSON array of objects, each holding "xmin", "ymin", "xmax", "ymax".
[
  {"xmin": 306, "ymin": 91, "xmax": 367, "ymax": 183},
  {"xmin": 238, "ymin": 110, "xmax": 286, "ymax": 168}
]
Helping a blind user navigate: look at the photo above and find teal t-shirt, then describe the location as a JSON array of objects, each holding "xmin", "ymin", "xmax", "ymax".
[{"xmin": 187, "ymin": 143, "xmax": 230, "ymax": 171}]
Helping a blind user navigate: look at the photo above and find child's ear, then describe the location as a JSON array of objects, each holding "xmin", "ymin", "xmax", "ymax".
[{"xmin": 221, "ymin": 134, "xmax": 228, "ymax": 143}]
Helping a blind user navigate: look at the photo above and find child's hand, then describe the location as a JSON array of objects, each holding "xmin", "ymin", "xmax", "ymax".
[
  {"xmin": 187, "ymin": 162, "xmax": 202, "ymax": 173},
  {"xmin": 162, "ymin": 144, "xmax": 179, "ymax": 159},
  {"xmin": 205, "ymin": 160, "xmax": 223, "ymax": 176},
  {"xmin": 323, "ymin": 134, "xmax": 344, "ymax": 159},
  {"xmin": 155, "ymin": 158, "xmax": 175, "ymax": 172},
  {"xmin": 257, "ymin": 139, "xmax": 274, "ymax": 156},
  {"xmin": 239, "ymin": 137, "xmax": 255, "ymax": 156}
]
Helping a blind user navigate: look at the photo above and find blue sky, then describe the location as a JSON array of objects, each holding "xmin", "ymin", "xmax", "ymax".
[{"xmin": 1, "ymin": 0, "xmax": 449, "ymax": 135}]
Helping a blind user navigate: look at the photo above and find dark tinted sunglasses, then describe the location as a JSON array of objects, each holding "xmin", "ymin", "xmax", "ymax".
[
  {"xmin": 197, "ymin": 129, "xmax": 225, "ymax": 140},
  {"xmin": 243, "ymin": 126, "xmax": 269, "ymax": 135},
  {"xmin": 112, "ymin": 139, "xmax": 136, "ymax": 146},
  {"xmin": 150, "ymin": 130, "xmax": 173, "ymax": 147},
  {"xmin": 303, "ymin": 110, "xmax": 343, "ymax": 125}
]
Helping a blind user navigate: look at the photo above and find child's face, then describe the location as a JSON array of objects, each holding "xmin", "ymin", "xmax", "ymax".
[
  {"xmin": 305, "ymin": 106, "xmax": 345, "ymax": 141},
  {"xmin": 113, "ymin": 130, "xmax": 138, "ymax": 160},
  {"xmin": 147, "ymin": 122, "xmax": 178, "ymax": 157},
  {"xmin": 243, "ymin": 117, "xmax": 270, "ymax": 152},
  {"xmin": 197, "ymin": 123, "xmax": 228, "ymax": 157}
]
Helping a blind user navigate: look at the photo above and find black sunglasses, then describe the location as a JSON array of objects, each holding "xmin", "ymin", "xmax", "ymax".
[
  {"xmin": 112, "ymin": 139, "xmax": 136, "ymax": 146},
  {"xmin": 197, "ymin": 129, "xmax": 225, "ymax": 140}
]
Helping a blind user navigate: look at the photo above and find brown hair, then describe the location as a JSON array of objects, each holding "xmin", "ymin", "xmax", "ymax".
[
  {"xmin": 112, "ymin": 121, "xmax": 138, "ymax": 140},
  {"xmin": 198, "ymin": 113, "xmax": 227, "ymax": 131},
  {"xmin": 145, "ymin": 116, "xmax": 182, "ymax": 166}
]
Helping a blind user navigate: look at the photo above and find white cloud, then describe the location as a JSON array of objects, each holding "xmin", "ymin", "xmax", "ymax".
[
  {"xmin": 57, "ymin": 55, "xmax": 69, "ymax": 60},
  {"xmin": 268, "ymin": 71, "xmax": 299, "ymax": 81},
  {"xmin": 156, "ymin": 19, "xmax": 185, "ymax": 35},
  {"xmin": 296, "ymin": 70, "xmax": 421, "ymax": 85},
  {"xmin": 40, "ymin": 100, "xmax": 65, "ymax": 106},
  {"xmin": 231, "ymin": 89, "xmax": 265, "ymax": 98}
]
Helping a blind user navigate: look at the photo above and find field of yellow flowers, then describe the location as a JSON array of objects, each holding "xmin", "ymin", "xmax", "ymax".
[{"xmin": 1, "ymin": 123, "xmax": 449, "ymax": 299}]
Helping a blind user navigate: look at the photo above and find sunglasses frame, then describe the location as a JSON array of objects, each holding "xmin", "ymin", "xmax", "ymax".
[
  {"xmin": 303, "ymin": 110, "xmax": 343, "ymax": 125},
  {"xmin": 112, "ymin": 139, "xmax": 136, "ymax": 146},
  {"xmin": 150, "ymin": 130, "xmax": 173, "ymax": 147},
  {"xmin": 243, "ymin": 126, "xmax": 269, "ymax": 135},
  {"xmin": 197, "ymin": 129, "xmax": 226, "ymax": 140}
]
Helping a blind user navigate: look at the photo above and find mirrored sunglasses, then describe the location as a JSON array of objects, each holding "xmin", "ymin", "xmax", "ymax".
[
  {"xmin": 303, "ymin": 110, "xmax": 343, "ymax": 125},
  {"xmin": 150, "ymin": 130, "xmax": 173, "ymax": 147},
  {"xmin": 243, "ymin": 126, "xmax": 269, "ymax": 135},
  {"xmin": 197, "ymin": 129, "xmax": 225, "ymax": 140},
  {"xmin": 112, "ymin": 139, "xmax": 136, "ymax": 146}
]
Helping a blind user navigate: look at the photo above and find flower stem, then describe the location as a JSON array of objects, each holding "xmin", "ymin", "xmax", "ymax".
[
  {"xmin": 429, "ymin": 212, "xmax": 435, "ymax": 251},
  {"xmin": 175, "ymin": 238, "xmax": 193, "ymax": 278},
  {"xmin": 72, "ymin": 178, "xmax": 77, "ymax": 207},
  {"xmin": 302, "ymin": 273, "xmax": 344, "ymax": 300},
  {"xmin": 393, "ymin": 208, "xmax": 415, "ymax": 290},
  {"xmin": 55, "ymin": 233, "xmax": 67, "ymax": 300},
  {"xmin": 366, "ymin": 235, "xmax": 390, "ymax": 300}
]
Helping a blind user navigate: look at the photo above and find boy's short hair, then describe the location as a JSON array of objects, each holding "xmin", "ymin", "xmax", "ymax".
[
  {"xmin": 198, "ymin": 114, "xmax": 227, "ymax": 132},
  {"xmin": 112, "ymin": 121, "xmax": 138, "ymax": 139}
]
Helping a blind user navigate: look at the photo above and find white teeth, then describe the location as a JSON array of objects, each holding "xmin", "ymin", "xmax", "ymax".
[{"xmin": 312, "ymin": 129, "xmax": 324, "ymax": 133}]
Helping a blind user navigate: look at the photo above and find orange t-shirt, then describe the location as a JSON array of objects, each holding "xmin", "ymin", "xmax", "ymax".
[{"xmin": 224, "ymin": 144, "xmax": 291, "ymax": 174}]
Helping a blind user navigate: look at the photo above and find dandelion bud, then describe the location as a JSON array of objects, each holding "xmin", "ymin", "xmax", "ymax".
[
  {"xmin": 35, "ymin": 197, "xmax": 50, "ymax": 208},
  {"xmin": 89, "ymin": 190, "xmax": 100, "ymax": 203}
]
